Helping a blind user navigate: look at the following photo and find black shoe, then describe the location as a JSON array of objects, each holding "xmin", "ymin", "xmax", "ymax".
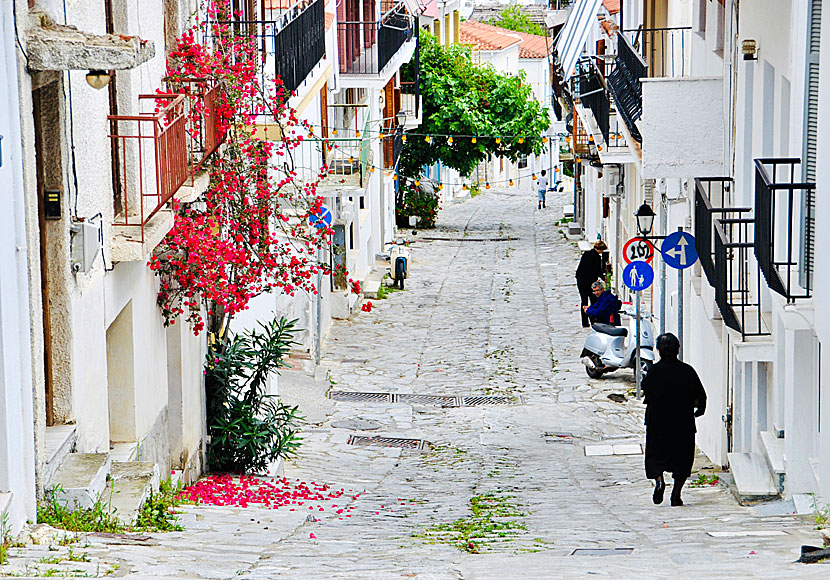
[
  {"xmin": 671, "ymin": 496, "xmax": 683, "ymax": 506},
  {"xmin": 653, "ymin": 479, "xmax": 665, "ymax": 505},
  {"xmin": 542, "ymin": 202, "xmax": 546, "ymax": 208}
]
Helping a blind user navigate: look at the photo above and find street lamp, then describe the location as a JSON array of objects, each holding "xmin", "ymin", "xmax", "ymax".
[
  {"xmin": 635, "ymin": 202, "xmax": 655, "ymax": 237},
  {"xmin": 396, "ymin": 110, "xmax": 407, "ymax": 127}
]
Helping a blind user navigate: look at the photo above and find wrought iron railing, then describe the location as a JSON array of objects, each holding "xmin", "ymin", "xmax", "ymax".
[
  {"xmin": 573, "ymin": 59, "xmax": 609, "ymax": 145},
  {"xmin": 400, "ymin": 29, "xmax": 420, "ymax": 118},
  {"xmin": 109, "ymin": 94, "xmax": 188, "ymax": 243},
  {"xmin": 338, "ymin": 8, "xmax": 413, "ymax": 74},
  {"xmin": 212, "ymin": 0, "xmax": 325, "ymax": 98},
  {"xmin": 387, "ymin": 125, "xmax": 404, "ymax": 169},
  {"xmin": 164, "ymin": 78, "xmax": 226, "ymax": 174},
  {"xmin": 754, "ymin": 158, "xmax": 815, "ymax": 301},
  {"xmin": 627, "ymin": 26, "xmax": 691, "ymax": 78},
  {"xmin": 694, "ymin": 177, "xmax": 767, "ymax": 337},
  {"xmin": 607, "ymin": 32, "xmax": 646, "ymax": 141}
]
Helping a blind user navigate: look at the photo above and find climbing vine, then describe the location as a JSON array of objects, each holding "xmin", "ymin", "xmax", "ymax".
[{"xmin": 149, "ymin": 0, "xmax": 336, "ymax": 339}]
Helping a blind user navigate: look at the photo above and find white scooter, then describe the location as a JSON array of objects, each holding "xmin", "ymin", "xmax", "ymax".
[
  {"xmin": 386, "ymin": 238, "xmax": 411, "ymax": 289},
  {"xmin": 580, "ymin": 308, "xmax": 655, "ymax": 379}
]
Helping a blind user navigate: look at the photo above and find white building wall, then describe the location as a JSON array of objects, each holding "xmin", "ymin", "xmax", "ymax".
[{"xmin": 0, "ymin": 0, "xmax": 37, "ymax": 533}]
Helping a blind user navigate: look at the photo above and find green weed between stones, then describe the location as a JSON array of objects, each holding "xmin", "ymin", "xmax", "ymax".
[
  {"xmin": 132, "ymin": 479, "xmax": 186, "ymax": 532},
  {"xmin": 0, "ymin": 511, "xmax": 11, "ymax": 565},
  {"xmin": 37, "ymin": 486, "xmax": 124, "ymax": 534},
  {"xmin": 416, "ymin": 491, "xmax": 527, "ymax": 554},
  {"xmin": 811, "ymin": 494, "xmax": 830, "ymax": 529}
]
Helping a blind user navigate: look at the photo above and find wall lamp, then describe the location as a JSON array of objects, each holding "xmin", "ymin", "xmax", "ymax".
[{"xmin": 85, "ymin": 70, "xmax": 112, "ymax": 90}]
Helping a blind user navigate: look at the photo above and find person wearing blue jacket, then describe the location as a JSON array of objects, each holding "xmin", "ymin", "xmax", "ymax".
[{"xmin": 583, "ymin": 281, "xmax": 621, "ymax": 325}]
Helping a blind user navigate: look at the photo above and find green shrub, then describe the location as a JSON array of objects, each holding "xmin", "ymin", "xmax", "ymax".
[
  {"xmin": 133, "ymin": 479, "xmax": 185, "ymax": 532},
  {"xmin": 396, "ymin": 184, "xmax": 439, "ymax": 228},
  {"xmin": 205, "ymin": 317, "xmax": 303, "ymax": 474}
]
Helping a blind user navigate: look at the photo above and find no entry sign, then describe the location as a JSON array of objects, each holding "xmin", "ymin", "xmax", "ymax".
[{"xmin": 623, "ymin": 237, "xmax": 655, "ymax": 264}]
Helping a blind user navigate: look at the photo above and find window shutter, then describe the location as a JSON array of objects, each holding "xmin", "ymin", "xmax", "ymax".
[{"xmin": 800, "ymin": 0, "xmax": 821, "ymax": 290}]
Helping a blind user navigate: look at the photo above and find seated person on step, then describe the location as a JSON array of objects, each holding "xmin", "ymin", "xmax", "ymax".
[{"xmin": 583, "ymin": 280, "xmax": 621, "ymax": 326}]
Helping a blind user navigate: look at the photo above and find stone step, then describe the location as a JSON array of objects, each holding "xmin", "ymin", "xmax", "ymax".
[
  {"xmin": 43, "ymin": 425, "xmax": 77, "ymax": 488},
  {"xmin": 104, "ymin": 461, "xmax": 160, "ymax": 525},
  {"xmin": 727, "ymin": 451, "xmax": 779, "ymax": 504},
  {"xmin": 759, "ymin": 430, "xmax": 785, "ymax": 493},
  {"xmin": 363, "ymin": 279, "xmax": 382, "ymax": 299},
  {"xmin": 109, "ymin": 442, "xmax": 138, "ymax": 463},
  {"xmin": 48, "ymin": 453, "xmax": 111, "ymax": 509}
]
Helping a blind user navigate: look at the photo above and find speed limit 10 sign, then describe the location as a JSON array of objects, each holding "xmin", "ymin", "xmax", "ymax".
[{"xmin": 623, "ymin": 237, "xmax": 655, "ymax": 264}]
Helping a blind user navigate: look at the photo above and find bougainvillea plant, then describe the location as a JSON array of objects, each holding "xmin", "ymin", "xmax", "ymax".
[{"xmin": 149, "ymin": 0, "xmax": 336, "ymax": 340}]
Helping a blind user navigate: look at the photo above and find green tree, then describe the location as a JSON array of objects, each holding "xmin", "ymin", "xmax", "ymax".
[
  {"xmin": 488, "ymin": 6, "xmax": 546, "ymax": 36},
  {"xmin": 398, "ymin": 31, "xmax": 550, "ymax": 180}
]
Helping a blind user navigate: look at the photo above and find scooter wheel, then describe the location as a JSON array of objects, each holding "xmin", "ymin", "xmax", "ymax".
[
  {"xmin": 395, "ymin": 259, "xmax": 406, "ymax": 290},
  {"xmin": 585, "ymin": 355, "xmax": 604, "ymax": 379}
]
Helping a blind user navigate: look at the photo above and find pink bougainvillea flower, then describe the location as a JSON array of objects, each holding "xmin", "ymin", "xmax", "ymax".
[{"xmin": 309, "ymin": 533, "xmax": 317, "ymax": 539}]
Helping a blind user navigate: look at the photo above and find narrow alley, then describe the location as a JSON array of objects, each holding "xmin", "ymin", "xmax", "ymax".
[{"xmin": 7, "ymin": 189, "xmax": 827, "ymax": 579}]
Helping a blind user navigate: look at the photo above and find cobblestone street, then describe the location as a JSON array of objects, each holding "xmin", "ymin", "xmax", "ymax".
[{"xmin": 7, "ymin": 188, "xmax": 829, "ymax": 579}]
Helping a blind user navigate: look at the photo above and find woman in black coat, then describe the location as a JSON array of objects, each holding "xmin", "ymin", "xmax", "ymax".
[
  {"xmin": 642, "ymin": 333, "xmax": 706, "ymax": 506},
  {"xmin": 575, "ymin": 240, "xmax": 607, "ymax": 327}
]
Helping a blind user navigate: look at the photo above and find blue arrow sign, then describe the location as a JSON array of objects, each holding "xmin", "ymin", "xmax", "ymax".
[
  {"xmin": 661, "ymin": 231, "xmax": 698, "ymax": 269},
  {"xmin": 623, "ymin": 260, "xmax": 654, "ymax": 292},
  {"xmin": 309, "ymin": 205, "xmax": 332, "ymax": 229}
]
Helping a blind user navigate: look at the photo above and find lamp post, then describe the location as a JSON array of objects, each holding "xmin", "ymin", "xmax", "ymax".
[
  {"xmin": 632, "ymin": 202, "xmax": 654, "ymax": 398},
  {"xmin": 396, "ymin": 110, "xmax": 407, "ymax": 127}
]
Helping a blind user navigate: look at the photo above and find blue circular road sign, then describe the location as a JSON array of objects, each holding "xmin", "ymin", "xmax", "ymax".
[
  {"xmin": 661, "ymin": 231, "xmax": 698, "ymax": 269},
  {"xmin": 623, "ymin": 260, "xmax": 654, "ymax": 292},
  {"xmin": 309, "ymin": 205, "xmax": 332, "ymax": 229}
]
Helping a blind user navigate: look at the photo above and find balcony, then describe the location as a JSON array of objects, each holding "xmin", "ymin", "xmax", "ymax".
[
  {"xmin": 214, "ymin": 0, "xmax": 325, "ymax": 99},
  {"xmin": 606, "ymin": 33, "xmax": 645, "ymax": 142},
  {"xmin": 694, "ymin": 177, "xmax": 768, "ymax": 338},
  {"xmin": 296, "ymin": 126, "xmax": 373, "ymax": 190},
  {"xmin": 164, "ymin": 78, "xmax": 227, "ymax": 199},
  {"xmin": 571, "ymin": 58, "xmax": 631, "ymax": 160},
  {"xmin": 338, "ymin": 4, "xmax": 413, "ymax": 76},
  {"xmin": 109, "ymin": 94, "xmax": 188, "ymax": 260},
  {"xmin": 754, "ymin": 158, "xmax": 815, "ymax": 301}
]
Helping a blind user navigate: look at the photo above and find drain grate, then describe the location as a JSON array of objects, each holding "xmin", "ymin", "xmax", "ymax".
[
  {"xmin": 571, "ymin": 548, "xmax": 634, "ymax": 556},
  {"xmin": 329, "ymin": 391, "xmax": 523, "ymax": 407},
  {"xmin": 462, "ymin": 395, "xmax": 523, "ymax": 406},
  {"xmin": 420, "ymin": 236, "xmax": 518, "ymax": 242},
  {"xmin": 347, "ymin": 435, "xmax": 429, "ymax": 450},
  {"xmin": 329, "ymin": 392, "xmax": 394, "ymax": 403},
  {"xmin": 544, "ymin": 431, "xmax": 575, "ymax": 444},
  {"xmin": 396, "ymin": 394, "xmax": 460, "ymax": 406}
]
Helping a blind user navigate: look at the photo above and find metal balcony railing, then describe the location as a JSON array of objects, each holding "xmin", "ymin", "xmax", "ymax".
[
  {"xmin": 607, "ymin": 32, "xmax": 646, "ymax": 142},
  {"xmin": 212, "ymin": 0, "xmax": 325, "ymax": 99},
  {"xmin": 754, "ymin": 158, "xmax": 815, "ymax": 301},
  {"xmin": 627, "ymin": 26, "xmax": 691, "ymax": 78},
  {"xmin": 296, "ymin": 124, "xmax": 372, "ymax": 189},
  {"xmin": 573, "ymin": 59, "xmax": 609, "ymax": 145},
  {"xmin": 385, "ymin": 125, "xmax": 404, "ymax": 169},
  {"xmin": 338, "ymin": 6, "xmax": 413, "ymax": 75},
  {"xmin": 109, "ymin": 94, "xmax": 188, "ymax": 243},
  {"xmin": 694, "ymin": 176, "xmax": 768, "ymax": 338},
  {"xmin": 165, "ymin": 78, "xmax": 227, "ymax": 174}
]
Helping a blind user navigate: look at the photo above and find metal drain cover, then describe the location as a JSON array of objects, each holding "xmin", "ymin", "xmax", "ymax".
[
  {"xmin": 462, "ymin": 395, "xmax": 523, "ymax": 406},
  {"xmin": 329, "ymin": 391, "xmax": 394, "ymax": 403},
  {"xmin": 571, "ymin": 548, "xmax": 634, "ymax": 556},
  {"xmin": 328, "ymin": 392, "xmax": 523, "ymax": 407},
  {"xmin": 396, "ymin": 394, "xmax": 460, "ymax": 406},
  {"xmin": 347, "ymin": 436, "xmax": 429, "ymax": 450}
]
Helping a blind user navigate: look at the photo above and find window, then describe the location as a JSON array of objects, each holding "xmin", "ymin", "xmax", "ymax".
[
  {"xmin": 714, "ymin": 0, "xmax": 725, "ymax": 55},
  {"xmin": 695, "ymin": 0, "xmax": 707, "ymax": 36},
  {"xmin": 518, "ymin": 155, "xmax": 528, "ymax": 169}
]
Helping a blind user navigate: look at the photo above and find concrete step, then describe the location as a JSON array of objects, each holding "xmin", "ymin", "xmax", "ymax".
[
  {"xmin": 43, "ymin": 425, "xmax": 77, "ymax": 488},
  {"xmin": 109, "ymin": 442, "xmax": 138, "ymax": 463},
  {"xmin": 363, "ymin": 279, "xmax": 382, "ymax": 299},
  {"xmin": 759, "ymin": 430, "xmax": 785, "ymax": 493},
  {"xmin": 48, "ymin": 453, "xmax": 110, "ymax": 509},
  {"xmin": 727, "ymin": 452, "xmax": 779, "ymax": 504},
  {"xmin": 104, "ymin": 461, "xmax": 160, "ymax": 525}
]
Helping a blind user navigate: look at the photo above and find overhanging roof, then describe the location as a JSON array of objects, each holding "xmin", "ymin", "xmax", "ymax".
[{"xmin": 555, "ymin": 0, "xmax": 602, "ymax": 81}]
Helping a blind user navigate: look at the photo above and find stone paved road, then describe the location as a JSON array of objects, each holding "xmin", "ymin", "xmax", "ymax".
[{"xmin": 5, "ymin": 188, "xmax": 829, "ymax": 579}]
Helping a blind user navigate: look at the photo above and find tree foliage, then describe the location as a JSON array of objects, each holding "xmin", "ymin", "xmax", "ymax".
[
  {"xmin": 488, "ymin": 6, "xmax": 546, "ymax": 36},
  {"xmin": 398, "ymin": 32, "xmax": 550, "ymax": 179}
]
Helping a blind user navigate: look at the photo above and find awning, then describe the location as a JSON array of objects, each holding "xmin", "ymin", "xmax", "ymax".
[{"xmin": 555, "ymin": 0, "xmax": 603, "ymax": 81}]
